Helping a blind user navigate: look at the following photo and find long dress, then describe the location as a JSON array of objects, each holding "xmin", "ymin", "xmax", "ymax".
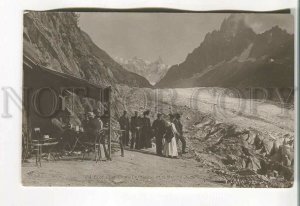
[
  {"xmin": 140, "ymin": 116, "xmax": 152, "ymax": 149},
  {"xmin": 163, "ymin": 123, "xmax": 178, "ymax": 157}
]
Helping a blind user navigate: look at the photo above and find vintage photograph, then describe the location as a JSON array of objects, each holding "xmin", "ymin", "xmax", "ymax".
[{"xmin": 22, "ymin": 11, "xmax": 294, "ymax": 187}]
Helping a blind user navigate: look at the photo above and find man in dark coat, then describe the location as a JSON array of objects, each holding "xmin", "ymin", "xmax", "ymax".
[
  {"xmin": 119, "ymin": 110, "xmax": 130, "ymax": 147},
  {"xmin": 100, "ymin": 110, "xmax": 110, "ymax": 129},
  {"xmin": 140, "ymin": 110, "xmax": 152, "ymax": 149},
  {"xmin": 152, "ymin": 113, "xmax": 166, "ymax": 156},
  {"xmin": 130, "ymin": 111, "xmax": 141, "ymax": 149},
  {"xmin": 173, "ymin": 113, "xmax": 187, "ymax": 154}
]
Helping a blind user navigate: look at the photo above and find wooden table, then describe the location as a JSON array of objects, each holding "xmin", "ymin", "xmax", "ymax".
[{"xmin": 31, "ymin": 139, "xmax": 58, "ymax": 167}]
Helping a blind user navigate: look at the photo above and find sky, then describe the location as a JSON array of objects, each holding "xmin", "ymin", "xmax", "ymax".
[{"xmin": 79, "ymin": 13, "xmax": 294, "ymax": 65}]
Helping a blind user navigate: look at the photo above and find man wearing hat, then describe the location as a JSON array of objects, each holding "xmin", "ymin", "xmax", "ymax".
[
  {"xmin": 89, "ymin": 110, "xmax": 109, "ymax": 159},
  {"xmin": 152, "ymin": 113, "xmax": 166, "ymax": 156},
  {"xmin": 140, "ymin": 110, "xmax": 152, "ymax": 149},
  {"xmin": 100, "ymin": 110, "xmax": 110, "ymax": 129},
  {"xmin": 119, "ymin": 110, "xmax": 130, "ymax": 147}
]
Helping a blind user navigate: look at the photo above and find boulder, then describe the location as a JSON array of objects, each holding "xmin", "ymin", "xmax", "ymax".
[
  {"xmin": 237, "ymin": 168, "xmax": 257, "ymax": 176},
  {"xmin": 281, "ymin": 144, "xmax": 293, "ymax": 162}
]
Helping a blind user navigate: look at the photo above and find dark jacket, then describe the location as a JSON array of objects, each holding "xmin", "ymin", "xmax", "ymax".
[
  {"xmin": 173, "ymin": 119, "xmax": 183, "ymax": 136},
  {"xmin": 119, "ymin": 115, "xmax": 130, "ymax": 131},
  {"xmin": 89, "ymin": 117, "xmax": 103, "ymax": 135},
  {"xmin": 130, "ymin": 115, "xmax": 140, "ymax": 132},
  {"xmin": 140, "ymin": 116, "xmax": 152, "ymax": 138},
  {"xmin": 152, "ymin": 119, "xmax": 166, "ymax": 137},
  {"xmin": 100, "ymin": 114, "xmax": 109, "ymax": 128},
  {"xmin": 141, "ymin": 117, "xmax": 151, "ymax": 132}
]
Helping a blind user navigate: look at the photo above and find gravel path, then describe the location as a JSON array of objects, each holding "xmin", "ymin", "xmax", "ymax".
[{"xmin": 22, "ymin": 148, "xmax": 224, "ymax": 187}]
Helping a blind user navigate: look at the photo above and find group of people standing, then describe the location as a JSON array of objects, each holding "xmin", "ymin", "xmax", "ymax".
[
  {"xmin": 118, "ymin": 110, "xmax": 187, "ymax": 158},
  {"xmin": 50, "ymin": 108, "xmax": 187, "ymax": 159}
]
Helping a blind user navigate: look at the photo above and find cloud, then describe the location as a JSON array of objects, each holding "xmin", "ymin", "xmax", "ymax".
[{"xmin": 244, "ymin": 14, "xmax": 294, "ymax": 34}]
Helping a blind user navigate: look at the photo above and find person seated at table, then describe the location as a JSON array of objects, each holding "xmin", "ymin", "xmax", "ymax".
[
  {"xmin": 50, "ymin": 111, "xmax": 65, "ymax": 138},
  {"xmin": 50, "ymin": 109, "xmax": 74, "ymax": 153},
  {"xmin": 81, "ymin": 112, "xmax": 92, "ymax": 140}
]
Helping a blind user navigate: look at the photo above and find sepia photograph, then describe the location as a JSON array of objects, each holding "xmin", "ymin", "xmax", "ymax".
[{"xmin": 22, "ymin": 11, "xmax": 295, "ymax": 187}]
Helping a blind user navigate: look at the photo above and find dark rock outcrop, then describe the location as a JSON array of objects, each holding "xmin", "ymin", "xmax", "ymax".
[
  {"xmin": 23, "ymin": 12, "xmax": 152, "ymax": 88},
  {"xmin": 156, "ymin": 14, "xmax": 294, "ymax": 89}
]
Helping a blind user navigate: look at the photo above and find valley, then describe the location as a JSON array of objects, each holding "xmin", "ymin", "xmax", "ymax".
[{"xmin": 22, "ymin": 12, "xmax": 295, "ymax": 188}]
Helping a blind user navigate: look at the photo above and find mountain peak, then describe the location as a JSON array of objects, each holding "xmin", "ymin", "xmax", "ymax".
[
  {"xmin": 220, "ymin": 14, "xmax": 250, "ymax": 36},
  {"xmin": 115, "ymin": 56, "xmax": 169, "ymax": 85},
  {"xmin": 156, "ymin": 56, "xmax": 163, "ymax": 64},
  {"xmin": 268, "ymin": 25, "xmax": 287, "ymax": 34},
  {"xmin": 156, "ymin": 14, "xmax": 293, "ymax": 89},
  {"xmin": 257, "ymin": 25, "xmax": 292, "ymax": 43}
]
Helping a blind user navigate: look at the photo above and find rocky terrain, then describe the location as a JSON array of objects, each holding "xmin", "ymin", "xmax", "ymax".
[
  {"xmin": 23, "ymin": 12, "xmax": 152, "ymax": 88},
  {"xmin": 115, "ymin": 56, "xmax": 169, "ymax": 85},
  {"xmin": 117, "ymin": 86, "xmax": 294, "ymax": 187},
  {"xmin": 22, "ymin": 86, "xmax": 294, "ymax": 187},
  {"xmin": 156, "ymin": 14, "xmax": 294, "ymax": 89}
]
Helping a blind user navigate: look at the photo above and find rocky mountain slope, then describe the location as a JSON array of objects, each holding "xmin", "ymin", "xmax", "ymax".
[
  {"xmin": 156, "ymin": 14, "xmax": 294, "ymax": 89},
  {"xmin": 23, "ymin": 12, "xmax": 152, "ymax": 88},
  {"xmin": 114, "ymin": 56, "xmax": 169, "ymax": 85},
  {"xmin": 116, "ymin": 86, "xmax": 294, "ymax": 187}
]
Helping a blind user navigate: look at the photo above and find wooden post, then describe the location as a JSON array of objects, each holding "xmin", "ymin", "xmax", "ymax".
[
  {"xmin": 107, "ymin": 86, "xmax": 112, "ymax": 160},
  {"xmin": 22, "ymin": 109, "xmax": 30, "ymax": 162},
  {"xmin": 22, "ymin": 89, "xmax": 32, "ymax": 163}
]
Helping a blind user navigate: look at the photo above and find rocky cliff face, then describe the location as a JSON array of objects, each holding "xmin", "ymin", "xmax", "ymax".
[
  {"xmin": 23, "ymin": 12, "xmax": 152, "ymax": 88},
  {"xmin": 156, "ymin": 14, "xmax": 294, "ymax": 89},
  {"xmin": 114, "ymin": 56, "xmax": 169, "ymax": 85}
]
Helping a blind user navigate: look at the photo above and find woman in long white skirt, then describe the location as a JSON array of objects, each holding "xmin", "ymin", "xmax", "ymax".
[{"xmin": 163, "ymin": 120, "xmax": 178, "ymax": 158}]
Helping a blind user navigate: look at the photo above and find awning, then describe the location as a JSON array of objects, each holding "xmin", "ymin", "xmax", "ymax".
[
  {"xmin": 23, "ymin": 55, "xmax": 110, "ymax": 101},
  {"xmin": 23, "ymin": 55, "xmax": 111, "ymax": 133}
]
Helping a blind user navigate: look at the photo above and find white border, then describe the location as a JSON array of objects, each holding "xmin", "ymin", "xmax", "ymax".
[{"xmin": 0, "ymin": 0, "xmax": 298, "ymax": 206}]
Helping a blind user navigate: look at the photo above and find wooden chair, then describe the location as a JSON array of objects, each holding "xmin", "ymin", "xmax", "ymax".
[
  {"xmin": 31, "ymin": 128, "xmax": 43, "ymax": 167},
  {"xmin": 31, "ymin": 128, "xmax": 59, "ymax": 167},
  {"xmin": 82, "ymin": 129, "xmax": 107, "ymax": 162}
]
